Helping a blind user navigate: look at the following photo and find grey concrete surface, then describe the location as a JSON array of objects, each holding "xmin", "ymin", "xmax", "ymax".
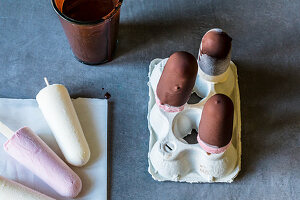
[{"xmin": 0, "ymin": 0, "xmax": 300, "ymax": 199}]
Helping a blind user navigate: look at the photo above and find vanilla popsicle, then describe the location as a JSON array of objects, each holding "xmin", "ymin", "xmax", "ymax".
[
  {"xmin": 0, "ymin": 176, "xmax": 55, "ymax": 200},
  {"xmin": 0, "ymin": 122, "xmax": 82, "ymax": 198},
  {"xmin": 36, "ymin": 78, "xmax": 90, "ymax": 167}
]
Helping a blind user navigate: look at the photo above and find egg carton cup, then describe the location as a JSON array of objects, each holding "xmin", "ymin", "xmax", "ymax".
[{"xmin": 147, "ymin": 58, "xmax": 241, "ymax": 183}]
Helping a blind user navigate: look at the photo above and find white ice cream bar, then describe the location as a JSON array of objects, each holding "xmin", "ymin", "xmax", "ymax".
[
  {"xmin": 0, "ymin": 176, "xmax": 55, "ymax": 200},
  {"xmin": 36, "ymin": 83, "xmax": 90, "ymax": 167}
]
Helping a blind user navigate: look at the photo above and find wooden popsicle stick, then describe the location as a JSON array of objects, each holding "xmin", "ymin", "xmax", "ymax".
[
  {"xmin": 0, "ymin": 121, "xmax": 14, "ymax": 139},
  {"xmin": 44, "ymin": 77, "xmax": 50, "ymax": 86}
]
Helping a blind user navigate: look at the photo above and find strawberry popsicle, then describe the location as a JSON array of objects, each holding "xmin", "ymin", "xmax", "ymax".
[
  {"xmin": 36, "ymin": 78, "xmax": 90, "ymax": 167},
  {"xmin": 0, "ymin": 121, "xmax": 82, "ymax": 198},
  {"xmin": 0, "ymin": 176, "xmax": 55, "ymax": 200}
]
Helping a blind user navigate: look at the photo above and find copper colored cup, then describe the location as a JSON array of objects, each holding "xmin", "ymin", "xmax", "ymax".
[{"xmin": 51, "ymin": 0, "xmax": 122, "ymax": 65}]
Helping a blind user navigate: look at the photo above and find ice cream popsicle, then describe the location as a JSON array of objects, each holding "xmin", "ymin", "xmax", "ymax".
[
  {"xmin": 197, "ymin": 94, "xmax": 234, "ymax": 154},
  {"xmin": 0, "ymin": 175, "xmax": 55, "ymax": 200},
  {"xmin": 36, "ymin": 78, "xmax": 90, "ymax": 167},
  {"xmin": 0, "ymin": 121, "xmax": 82, "ymax": 198},
  {"xmin": 198, "ymin": 28, "xmax": 232, "ymax": 79},
  {"xmin": 156, "ymin": 51, "xmax": 198, "ymax": 112}
]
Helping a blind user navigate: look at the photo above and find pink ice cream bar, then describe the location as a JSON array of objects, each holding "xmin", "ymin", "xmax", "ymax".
[{"xmin": 2, "ymin": 127, "xmax": 82, "ymax": 198}]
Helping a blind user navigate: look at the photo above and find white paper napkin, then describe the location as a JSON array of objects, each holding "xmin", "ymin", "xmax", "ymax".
[{"xmin": 0, "ymin": 98, "xmax": 107, "ymax": 200}]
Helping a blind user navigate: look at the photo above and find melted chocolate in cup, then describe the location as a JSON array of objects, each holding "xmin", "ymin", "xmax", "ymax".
[
  {"xmin": 198, "ymin": 29, "xmax": 232, "ymax": 76},
  {"xmin": 51, "ymin": 0, "xmax": 122, "ymax": 65},
  {"xmin": 198, "ymin": 94, "xmax": 234, "ymax": 153},
  {"xmin": 156, "ymin": 51, "xmax": 198, "ymax": 108},
  {"xmin": 62, "ymin": 0, "xmax": 114, "ymax": 22}
]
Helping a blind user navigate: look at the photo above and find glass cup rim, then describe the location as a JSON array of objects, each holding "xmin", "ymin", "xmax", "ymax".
[{"xmin": 51, "ymin": 0, "xmax": 123, "ymax": 25}]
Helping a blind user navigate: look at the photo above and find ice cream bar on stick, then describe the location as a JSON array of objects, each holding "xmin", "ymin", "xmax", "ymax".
[
  {"xmin": 36, "ymin": 78, "xmax": 90, "ymax": 167},
  {"xmin": 0, "ymin": 175, "xmax": 55, "ymax": 200},
  {"xmin": 197, "ymin": 94, "xmax": 234, "ymax": 154},
  {"xmin": 156, "ymin": 51, "xmax": 198, "ymax": 112},
  {"xmin": 0, "ymin": 121, "xmax": 82, "ymax": 198}
]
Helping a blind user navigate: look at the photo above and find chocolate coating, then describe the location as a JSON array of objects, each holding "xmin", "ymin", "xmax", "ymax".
[
  {"xmin": 157, "ymin": 51, "xmax": 198, "ymax": 107},
  {"xmin": 198, "ymin": 94, "xmax": 234, "ymax": 147},
  {"xmin": 201, "ymin": 30, "xmax": 232, "ymax": 59}
]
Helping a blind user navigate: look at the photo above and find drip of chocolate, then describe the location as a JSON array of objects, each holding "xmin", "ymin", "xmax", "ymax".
[
  {"xmin": 198, "ymin": 94, "xmax": 234, "ymax": 147},
  {"xmin": 156, "ymin": 51, "xmax": 198, "ymax": 107},
  {"xmin": 201, "ymin": 29, "xmax": 232, "ymax": 59},
  {"xmin": 104, "ymin": 92, "xmax": 111, "ymax": 99}
]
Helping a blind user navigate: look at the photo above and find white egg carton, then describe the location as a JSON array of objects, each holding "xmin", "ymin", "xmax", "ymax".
[{"xmin": 147, "ymin": 58, "xmax": 241, "ymax": 183}]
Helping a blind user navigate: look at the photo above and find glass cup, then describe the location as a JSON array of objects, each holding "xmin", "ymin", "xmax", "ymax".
[{"xmin": 51, "ymin": 0, "xmax": 122, "ymax": 65}]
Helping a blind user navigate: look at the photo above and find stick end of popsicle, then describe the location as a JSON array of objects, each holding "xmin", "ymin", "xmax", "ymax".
[{"xmin": 44, "ymin": 77, "xmax": 50, "ymax": 86}]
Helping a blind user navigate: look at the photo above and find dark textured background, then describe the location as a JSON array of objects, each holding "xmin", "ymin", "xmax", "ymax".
[{"xmin": 0, "ymin": 0, "xmax": 300, "ymax": 199}]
